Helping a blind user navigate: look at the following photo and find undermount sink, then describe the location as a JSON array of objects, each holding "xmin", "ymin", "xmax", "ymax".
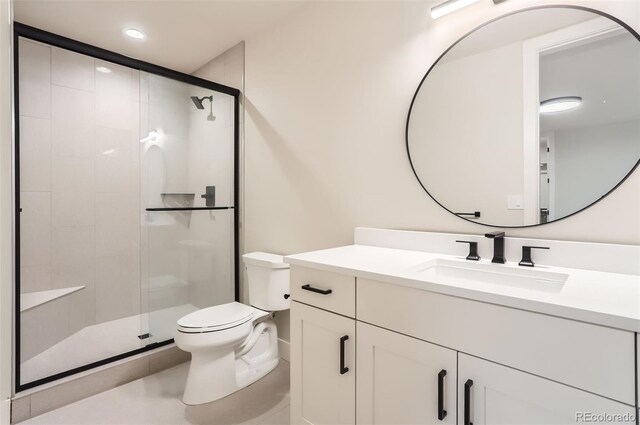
[{"xmin": 411, "ymin": 259, "xmax": 569, "ymax": 292}]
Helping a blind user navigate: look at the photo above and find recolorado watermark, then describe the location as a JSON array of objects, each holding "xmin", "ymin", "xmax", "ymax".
[{"xmin": 576, "ymin": 412, "xmax": 636, "ymax": 423}]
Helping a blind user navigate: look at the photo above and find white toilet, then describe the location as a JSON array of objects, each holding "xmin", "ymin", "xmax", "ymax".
[{"xmin": 175, "ymin": 252, "xmax": 290, "ymax": 405}]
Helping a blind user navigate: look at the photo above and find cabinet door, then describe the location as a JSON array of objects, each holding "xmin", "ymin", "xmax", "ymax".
[
  {"xmin": 356, "ymin": 322, "xmax": 457, "ymax": 425},
  {"xmin": 291, "ymin": 301, "xmax": 356, "ymax": 425},
  {"xmin": 458, "ymin": 353, "xmax": 635, "ymax": 425}
]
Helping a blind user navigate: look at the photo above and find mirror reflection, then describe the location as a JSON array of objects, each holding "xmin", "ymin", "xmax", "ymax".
[{"xmin": 407, "ymin": 7, "xmax": 640, "ymax": 227}]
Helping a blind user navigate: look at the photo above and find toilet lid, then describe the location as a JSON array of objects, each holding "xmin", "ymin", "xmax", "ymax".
[{"xmin": 177, "ymin": 302, "xmax": 254, "ymax": 332}]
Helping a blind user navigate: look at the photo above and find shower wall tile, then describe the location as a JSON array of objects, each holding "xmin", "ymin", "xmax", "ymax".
[
  {"xmin": 52, "ymin": 191, "xmax": 95, "ymax": 231},
  {"xmin": 18, "ymin": 39, "xmax": 51, "ymax": 119},
  {"xmin": 21, "ymin": 264, "xmax": 52, "ymax": 293},
  {"xmin": 95, "ymin": 193, "xmax": 136, "ymax": 258},
  {"xmin": 51, "ymin": 47, "xmax": 95, "ymax": 92},
  {"xmin": 95, "ymin": 255, "xmax": 139, "ymax": 323},
  {"xmin": 96, "ymin": 63, "xmax": 136, "ymax": 130},
  {"xmin": 96, "ymin": 61, "xmax": 136, "ymax": 102},
  {"xmin": 51, "ymin": 261, "xmax": 96, "ymax": 327},
  {"xmin": 51, "ymin": 155, "xmax": 94, "ymax": 195},
  {"xmin": 19, "ymin": 116, "xmax": 52, "ymax": 192},
  {"xmin": 52, "ymin": 226, "xmax": 94, "ymax": 267},
  {"xmin": 95, "ymin": 126, "xmax": 133, "ymax": 193},
  {"xmin": 52, "ymin": 156, "xmax": 94, "ymax": 227},
  {"xmin": 95, "ymin": 96, "xmax": 134, "ymax": 131},
  {"xmin": 51, "ymin": 261, "xmax": 95, "ymax": 292},
  {"xmin": 51, "ymin": 86, "xmax": 95, "ymax": 158},
  {"xmin": 20, "ymin": 192, "xmax": 52, "ymax": 267}
]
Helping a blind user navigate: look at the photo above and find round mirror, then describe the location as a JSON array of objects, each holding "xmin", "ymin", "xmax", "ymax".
[{"xmin": 407, "ymin": 6, "xmax": 640, "ymax": 227}]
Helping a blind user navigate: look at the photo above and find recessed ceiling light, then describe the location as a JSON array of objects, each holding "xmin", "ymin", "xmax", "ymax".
[
  {"xmin": 96, "ymin": 66, "xmax": 111, "ymax": 74},
  {"xmin": 123, "ymin": 28, "xmax": 146, "ymax": 39},
  {"xmin": 431, "ymin": 0, "xmax": 481, "ymax": 19},
  {"xmin": 540, "ymin": 96, "xmax": 582, "ymax": 114}
]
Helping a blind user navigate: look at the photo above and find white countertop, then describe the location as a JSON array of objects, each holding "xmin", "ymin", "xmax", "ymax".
[{"xmin": 285, "ymin": 244, "xmax": 640, "ymax": 332}]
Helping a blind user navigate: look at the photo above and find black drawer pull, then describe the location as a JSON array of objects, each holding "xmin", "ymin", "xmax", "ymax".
[
  {"xmin": 339, "ymin": 335, "xmax": 349, "ymax": 375},
  {"xmin": 437, "ymin": 369, "xmax": 447, "ymax": 420},
  {"xmin": 301, "ymin": 284, "xmax": 332, "ymax": 295},
  {"xmin": 464, "ymin": 379, "xmax": 473, "ymax": 425}
]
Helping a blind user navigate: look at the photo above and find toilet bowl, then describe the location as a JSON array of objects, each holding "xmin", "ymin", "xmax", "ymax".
[{"xmin": 175, "ymin": 252, "xmax": 290, "ymax": 405}]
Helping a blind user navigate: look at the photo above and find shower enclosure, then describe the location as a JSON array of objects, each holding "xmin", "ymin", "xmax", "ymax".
[{"xmin": 14, "ymin": 24, "xmax": 239, "ymax": 391}]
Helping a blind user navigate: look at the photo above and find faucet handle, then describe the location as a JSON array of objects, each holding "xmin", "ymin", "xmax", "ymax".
[
  {"xmin": 519, "ymin": 246, "xmax": 550, "ymax": 267},
  {"xmin": 456, "ymin": 240, "xmax": 480, "ymax": 261},
  {"xmin": 485, "ymin": 231, "xmax": 505, "ymax": 239}
]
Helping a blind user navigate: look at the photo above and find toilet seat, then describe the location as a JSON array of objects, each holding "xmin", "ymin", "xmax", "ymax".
[{"xmin": 177, "ymin": 302, "xmax": 254, "ymax": 334}]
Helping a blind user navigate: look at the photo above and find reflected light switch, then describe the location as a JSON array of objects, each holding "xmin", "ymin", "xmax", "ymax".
[{"xmin": 508, "ymin": 195, "xmax": 524, "ymax": 210}]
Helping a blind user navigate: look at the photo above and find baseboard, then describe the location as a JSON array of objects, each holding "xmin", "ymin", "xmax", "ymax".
[
  {"xmin": 278, "ymin": 338, "xmax": 290, "ymax": 362},
  {"xmin": 1, "ymin": 398, "xmax": 10, "ymax": 425}
]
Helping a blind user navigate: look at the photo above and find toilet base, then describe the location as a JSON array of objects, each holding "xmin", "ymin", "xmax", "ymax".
[{"xmin": 181, "ymin": 320, "xmax": 279, "ymax": 405}]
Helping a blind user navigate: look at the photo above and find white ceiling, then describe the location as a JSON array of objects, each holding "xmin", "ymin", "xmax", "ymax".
[{"xmin": 13, "ymin": 0, "xmax": 307, "ymax": 74}]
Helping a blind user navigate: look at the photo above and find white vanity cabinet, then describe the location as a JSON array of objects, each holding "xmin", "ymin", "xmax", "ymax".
[
  {"xmin": 289, "ymin": 265, "xmax": 638, "ymax": 425},
  {"xmin": 356, "ymin": 322, "xmax": 457, "ymax": 425},
  {"xmin": 290, "ymin": 266, "xmax": 357, "ymax": 425}
]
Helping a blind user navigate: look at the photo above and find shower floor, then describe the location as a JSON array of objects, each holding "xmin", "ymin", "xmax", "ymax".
[{"xmin": 20, "ymin": 304, "xmax": 198, "ymax": 385}]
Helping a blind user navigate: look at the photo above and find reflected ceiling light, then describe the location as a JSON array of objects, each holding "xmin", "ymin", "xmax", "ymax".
[
  {"xmin": 540, "ymin": 96, "xmax": 582, "ymax": 114},
  {"xmin": 431, "ymin": 0, "xmax": 480, "ymax": 19},
  {"xmin": 140, "ymin": 130, "xmax": 159, "ymax": 144},
  {"xmin": 96, "ymin": 66, "xmax": 111, "ymax": 74},
  {"xmin": 101, "ymin": 149, "xmax": 115, "ymax": 156},
  {"xmin": 123, "ymin": 28, "xmax": 146, "ymax": 39}
]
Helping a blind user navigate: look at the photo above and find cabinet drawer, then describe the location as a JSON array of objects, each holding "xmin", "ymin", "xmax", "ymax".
[
  {"xmin": 291, "ymin": 266, "xmax": 355, "ymax": 317},
  {"xmin": 357, "ymin": 278, "xmax": 636, "ymax": 405}
]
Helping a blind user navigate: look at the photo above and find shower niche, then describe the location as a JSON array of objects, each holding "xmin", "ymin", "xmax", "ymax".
[{"xmin": 14, "ymin": 25, "xmax": 239, "ymax": 390}]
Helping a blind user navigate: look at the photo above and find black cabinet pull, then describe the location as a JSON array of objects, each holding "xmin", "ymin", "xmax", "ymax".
[
  {"xmin": 339, "ymin": 335, "xmax": 349, "ymax": 375},
  {"xmin": 464, "ymin": 379, "xmax": 473, "ymax": 425},
  {"xmin": 437, "ymin": 369, "xmax": 447, "ymax": 420},
  {"xmin": 301, "ymin": 284, "xmax": 332, "ymax": 295}
]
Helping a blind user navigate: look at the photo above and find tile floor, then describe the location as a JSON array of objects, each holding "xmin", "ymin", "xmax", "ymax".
[{"xmin": 21, "ymin": 360, "xmax": 290, "ymax": 425}]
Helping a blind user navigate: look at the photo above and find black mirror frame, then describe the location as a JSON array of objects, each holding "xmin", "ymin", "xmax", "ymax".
[{"xmin": 405, "ymin": 5, "xmax": 640, "ymax": 228}]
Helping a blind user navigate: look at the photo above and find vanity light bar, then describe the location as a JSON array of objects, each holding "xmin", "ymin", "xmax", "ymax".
[
  {"xmin": 430, "ymin": 0, "xmax": 481, "ymax": 19},
  {"xmin": 431, "ymin": 0, "xmax": 507, "ymax": 19}
]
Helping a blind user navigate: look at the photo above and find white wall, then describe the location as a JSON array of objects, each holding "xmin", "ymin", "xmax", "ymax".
[
  {"xmin": 409, "ymin": 40, "xmax": 525, "ymax": 225},
  {"xmin": 0, "ymin": 0, "xmax": 13, "ymax": 420},
  {"xmin": 243, "ymin": 0, "xmax": 640, "ymax": 342},
  {"xmin": 244, "ymin": 0, "xmax": 640, "ymax": 252}
]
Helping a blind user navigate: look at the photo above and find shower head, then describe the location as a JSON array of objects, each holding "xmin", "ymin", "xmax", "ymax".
[{"xmin": 191, "ymin": 95, "xmax": 213, "ymax": 110}]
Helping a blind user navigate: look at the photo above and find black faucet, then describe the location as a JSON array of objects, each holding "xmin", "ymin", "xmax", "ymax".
[
  {"xmin": 519, "ymin": 246, "xmax": 550, "ymax": 267},
  {"xmin": 485, "ymin": 231, "xmax": 506, "ymax": 264},
  {"xmin": 456, "ymin": 240, "xmax": 480, "ymax": 261}
]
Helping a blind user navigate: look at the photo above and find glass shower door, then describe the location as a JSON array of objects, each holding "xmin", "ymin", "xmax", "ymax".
[{"xmin": 140, "ymin": 72, "xmax": 236, "ymax": 345}]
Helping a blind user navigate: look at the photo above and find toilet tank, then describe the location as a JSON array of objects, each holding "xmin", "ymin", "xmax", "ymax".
[{"xmin": 242, "ymin": 252, "xmax": 290, "ymax": 311}]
